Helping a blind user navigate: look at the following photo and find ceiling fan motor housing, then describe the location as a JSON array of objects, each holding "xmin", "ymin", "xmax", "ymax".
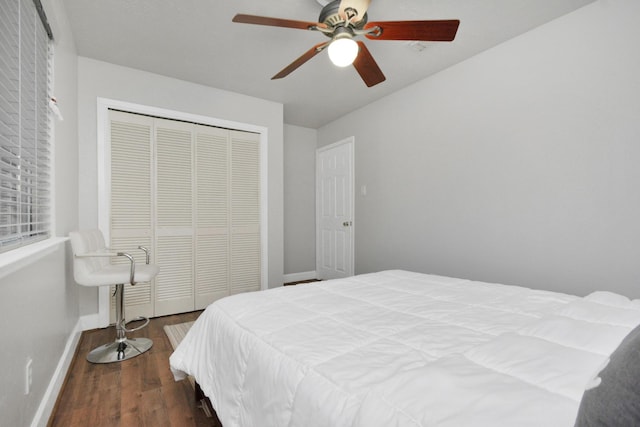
[{"xmin": 319, "ymin": 0, "xmax": 368, "ymax": 35}]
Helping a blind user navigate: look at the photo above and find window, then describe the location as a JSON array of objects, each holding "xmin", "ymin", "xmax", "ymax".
[{"xmin": 0, "ymin": 0, "xmax": 53, "ymax": 253}]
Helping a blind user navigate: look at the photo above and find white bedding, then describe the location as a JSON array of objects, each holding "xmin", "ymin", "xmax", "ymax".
[{"xmin": 169, "ymin": 270, "xmax": 640, "ymax": 427}]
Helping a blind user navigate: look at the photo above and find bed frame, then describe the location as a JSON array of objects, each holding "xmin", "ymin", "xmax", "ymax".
[{"xmin": 195, "ymin": 382, "xmax": 223, "ymax": 426}]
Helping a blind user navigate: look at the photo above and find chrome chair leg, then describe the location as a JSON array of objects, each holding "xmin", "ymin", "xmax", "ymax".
[{"xmin": 86, "ymin": 283, "xmax": 153, "ymax": 363}]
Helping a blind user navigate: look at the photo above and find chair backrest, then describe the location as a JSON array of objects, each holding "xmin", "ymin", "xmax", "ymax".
[{"xmin": 69, "ymin": 229, "xmax": 111, "ymax": 286}]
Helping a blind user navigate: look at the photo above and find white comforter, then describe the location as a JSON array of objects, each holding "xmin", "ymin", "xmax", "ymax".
[{"xmin": 169, "ymin": 270, "xmax": 640, "ymax": 427}]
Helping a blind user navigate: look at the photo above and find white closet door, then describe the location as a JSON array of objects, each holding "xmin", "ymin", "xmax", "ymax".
[
  {"xmin": 107, "ymin": 111, "xmax": 263, "ymax": 318},
  {"xmin": 108, "ymin": 110, "xmax": 154, "ymax": 322},
  {"xmin": 194, "ymin": 125, "xmax": 230, "ymax": 309},
  {"xmin": 230, "ymin": 130, "xmax": 261, "ymax": 294},
  {"xmin": 154, "ymin": 118, "xmax": 194, "ymax": 316}
]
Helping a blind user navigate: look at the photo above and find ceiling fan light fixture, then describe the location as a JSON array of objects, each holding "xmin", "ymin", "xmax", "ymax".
[{"xmin": 328, "ymin": 36, "xmax": 359, "ymax": 67}]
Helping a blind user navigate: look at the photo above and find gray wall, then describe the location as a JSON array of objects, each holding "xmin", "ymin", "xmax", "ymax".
[
  {"xmin": 284, "ymin": 124, "xmax": 317, "ymax": 276},
  {"xmin": 76, "ymin": 58, "xmax": 285, "ymax": 315},
  {"xmin": 318, "ymin": 0, "xmax": 640, "ymax": 298},
  {"xmin": 0, "ymin": 0, "xmax": 80, "ymax": 425}
]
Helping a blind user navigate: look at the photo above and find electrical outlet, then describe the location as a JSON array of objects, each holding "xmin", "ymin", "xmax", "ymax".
[{"xmin": 25, "ymin": 358, "xmax": 33, "ymax": 395}]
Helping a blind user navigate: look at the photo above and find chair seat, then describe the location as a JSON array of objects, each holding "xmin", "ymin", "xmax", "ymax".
[{"xmin": 77, "ymin": 263, "xmax": 160, "ymax": 287}]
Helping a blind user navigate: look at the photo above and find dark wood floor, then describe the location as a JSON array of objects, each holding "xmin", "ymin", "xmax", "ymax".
[
  {"xmin": 48, "ymin": 311, "xmax": 216, "ymax": 427},
  {"xmin": 50, "ymin": 280, "xmax": 318, "ymax": 426}
]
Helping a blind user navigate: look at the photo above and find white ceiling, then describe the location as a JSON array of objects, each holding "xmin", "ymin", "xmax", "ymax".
[{"xmin": 61, "ymin": 0, "xmax": 595, "ymax": 129}]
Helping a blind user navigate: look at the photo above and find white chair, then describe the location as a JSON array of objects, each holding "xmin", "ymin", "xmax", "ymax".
[{"xmin": 69, "ymin": 230, "xmax": 159, "ymax": 363}]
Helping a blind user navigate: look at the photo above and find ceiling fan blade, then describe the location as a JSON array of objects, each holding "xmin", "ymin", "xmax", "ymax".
[
  {"xmin": 353, "ymin": 41, "xmax": 385, "ymax": 87},
  {"xmin": 338, "ymin": 0, "xmax": 371, "ymax": 23},
  {"xmin": 272, "ymin": 42, "xmax": 329, "ymax": 80},
  {"xmin": 232, "ymin": 14, "xmax": 326, "ymax": 31},
  {"xmin": 364, "ymin": 20, "xmax": 460, "ymax": 41}
]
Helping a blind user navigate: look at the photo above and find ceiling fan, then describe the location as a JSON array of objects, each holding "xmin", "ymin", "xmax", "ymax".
[{"xmin": 232, "ymin": 0, "xmax": 460, "ymax": 87}]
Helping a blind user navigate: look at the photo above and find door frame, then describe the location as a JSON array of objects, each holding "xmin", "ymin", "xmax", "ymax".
[
  {"xmin": 96, "ymin": 97, "xmax": 269, "ymax": 327},
  {"xmin": 315, "ymin": 137, "xmax": 355, "ymax": 279}
]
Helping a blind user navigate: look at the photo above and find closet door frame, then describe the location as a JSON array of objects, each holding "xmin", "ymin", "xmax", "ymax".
[{"xmin": 95, "ymin": 97, "xmax": 269, "ymax": 328}]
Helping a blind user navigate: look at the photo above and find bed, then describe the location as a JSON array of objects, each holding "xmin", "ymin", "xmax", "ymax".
[{"xmin": 169, "ymin": 270, "xmax": 640, "ymax": 426}]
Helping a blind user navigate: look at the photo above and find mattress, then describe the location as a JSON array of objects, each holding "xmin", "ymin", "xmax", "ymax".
[{"xmin": 169, "ymin": 270, "xmax": 640, "ymax": 427}]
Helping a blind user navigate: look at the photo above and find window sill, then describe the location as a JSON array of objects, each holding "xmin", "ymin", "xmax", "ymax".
[{"xmin": 0, "ymin": 237, "xmax": 69, "ymax": 281}]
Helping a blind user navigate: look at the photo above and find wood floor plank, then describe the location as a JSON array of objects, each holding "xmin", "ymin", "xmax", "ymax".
[
  {"xmin": 164, "ymin": 378, "xmax": 200, "ymax": 427},
  {"xmin": 139, "ymin": 387, "xmax": 170, "ymax": 427},
  {"xmin": 49, "ymin": 311, "xmax": 214, "ymax": 427},
  {"xmin": 68, "ymin": 406, "xmax": 99, "ymax": 427},
  {"xmin": 96, "ymin": 369, "xmax": 122, "ymax": 425}
]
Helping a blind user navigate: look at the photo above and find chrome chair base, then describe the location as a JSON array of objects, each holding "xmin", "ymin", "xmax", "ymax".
[{"xmin": 86, "ymin": 337, "xmax": 153, "ymax": 364}]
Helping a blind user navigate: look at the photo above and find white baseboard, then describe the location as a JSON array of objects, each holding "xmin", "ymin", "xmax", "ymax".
[
  {"xmin": 283, "ymin": 271, "xmax": 317, "ymax": 284},
  {"xmin": 30, "ymin": 319, "xmax": 83, "ymax": 427}
]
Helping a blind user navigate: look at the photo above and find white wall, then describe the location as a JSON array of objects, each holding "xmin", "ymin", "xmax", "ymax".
[
  {"xmin": 318, "ymin": 0, "xmax": 640, "ymax": 298},
  {"xmin": 284, "ymin": 124, "xmax": 317, "ymax": 277},
  {"xmin": 0, "ymin": 0, "xmax": 80, "ymax": 425},
  {"xmin": 76, "ymin": 58, "xmax": 285, "ymax": 314}
]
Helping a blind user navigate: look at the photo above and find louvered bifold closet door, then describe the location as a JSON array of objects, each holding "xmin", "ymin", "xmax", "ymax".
[
  {"xmin": 154, "ymin": 118, "xmax": 195, "ymax": 316},
  {"xmin": 230, "ymin": 130, "xmax": 261, "ymax": 294},
  {"xmin": 108, "ymin": 110, "xmax": 154, "ymax": 322},
  {"xmin": 194, "ymin": 125, "xmax": 229, "ymax": 309}
]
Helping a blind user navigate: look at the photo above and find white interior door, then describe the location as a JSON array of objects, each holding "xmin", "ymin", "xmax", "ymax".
[
  {"xmin": 106, "ymin": 109, "xmax": 263, "ymax": 320},
  {"xmin": 316, "ymin": 138, "xmax": 354, "ymax": 280},
  {"xmin": 229, "ymin": 130, "xmax": 262, "ymax": 294},
  {"xmin": 98, "ymin": 100, "xmax": 269, "ymax": 327},
  {"xmin": 194, "ymin": 125, "xmax": 230, "ymax": 309},
  {"xmin": 154, "ymin": 118, "xmax": 195, "ymax": 316},
  {"xmin": 108, "ymin": 110, "xmax": 154, "ymax": 322}
]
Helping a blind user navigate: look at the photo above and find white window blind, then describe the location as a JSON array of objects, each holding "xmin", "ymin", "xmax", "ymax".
[{"xmin": 0, "ymin": 0, "xmax": 53, "ymax": 253}]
